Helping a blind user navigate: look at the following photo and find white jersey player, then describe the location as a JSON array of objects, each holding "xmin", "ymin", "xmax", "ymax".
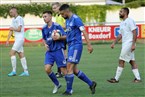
[
  {"xmin": 6, "ymin": 7, "xmax": 29, "ymax": 76},
  {"xmin": 107, "ymin": 7, "xmax": 141, "ymax": 83}
]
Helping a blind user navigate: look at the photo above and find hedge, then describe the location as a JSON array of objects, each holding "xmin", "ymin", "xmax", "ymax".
[{"xmin": 0, "ymin": 1, "xmax": 145, "ymax": 22}]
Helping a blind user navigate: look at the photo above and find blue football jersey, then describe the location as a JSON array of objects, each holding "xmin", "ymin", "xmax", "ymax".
[
  {"xmin": 42, "ymin": 22, "xmax": 66, "ymax": 51},
  {"xmin": 65, "ymin": 14, "xmax": 84, "ymax": 46}
]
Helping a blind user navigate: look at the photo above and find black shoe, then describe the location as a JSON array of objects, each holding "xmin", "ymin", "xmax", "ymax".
[
  {"xmin": 107, "ymin": 78, "xmax": 119, "ymax": 83},
  {"xmin": 56, "ymin": 73, "xmax": 64, "ymax": 78},
  {"xmin": 133, "ymin": 78, "xmax": 141, "ymax": 83},
  {"xmin": 62, "ymin": 91, "xmax": 72, "ymax": 96},
  {"xmin": 90, "ymin": 81, "xmax": 97, "ymax": 94}
]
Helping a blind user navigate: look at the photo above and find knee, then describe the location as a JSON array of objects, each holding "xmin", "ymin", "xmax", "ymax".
[
  {"xmin": 130, "ymin": 60, "xmax": 137, "ymax": 69},
  {"xmin": 9, "ymin": 50, "xmax": 15, "ymax": 56},
  {"xmin": 60, "ymin": 67, "xmax": 67, "ymax": 75},
  {"xmin": 18, "ymin": 53, "xmax": 24, "ymax": 59},
  {"xmin": 67, "ymin": 63, "xmax": 74, "ymax": 74},
  {"xmin": 45, "ymin": 66, "xmax": 51, "ymax": 74},
  {"xmin": 119, "ymin": 60, "xmax": 125, "ymax": 67},
  {"xmin": 73, "ymin": 69, "xmax": 79, "ymax": 75}
]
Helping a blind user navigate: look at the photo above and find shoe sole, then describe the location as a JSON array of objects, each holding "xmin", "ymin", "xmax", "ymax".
[
  {"xmin": 8, "ymin": 74, "xmax": 16, "ymax": 77},
  {"xmin": 107, "ymin": 80, "xmax": 119, "ymax": 83},
  {"xmin": 19, "ymin": 75, "xmax": 29, "ymax": 76}
]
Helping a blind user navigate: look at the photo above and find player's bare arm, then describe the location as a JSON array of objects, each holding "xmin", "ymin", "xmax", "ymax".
[
  {"xmin": 9, "ymin": 26, "xmax": 22, "ymax": 32},
  {"xmin": 111, "ymin": 34, "xmax": 122, "ymax": 49},
  {"xmin": 42, "ymin": 39, "xmax": 49, "ymax": 51},
  {"xmin": 82, "ymin": 30, "xmax": 93, "ymax": 53},
  {"xmin": 131, "ymin": 29, "xmax": 137, "ymax": 52},
  {"xmin": 6, "ymin": 30, "xmax": 13, "ymax": 46}
]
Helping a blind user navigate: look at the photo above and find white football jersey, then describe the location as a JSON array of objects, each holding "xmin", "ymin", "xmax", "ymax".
[
  {"xmin": 119, "ymin": 17, "xmax": 137, "ymax": 43},
  {"xmin": 10, "ymin": 16, "xmax": 24, "ymax": 40}
]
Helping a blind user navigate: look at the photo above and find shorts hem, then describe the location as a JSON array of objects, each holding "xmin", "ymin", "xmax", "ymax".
[
  {"xmin": 67, "ymin": 61, "xmax": 79, "ymax": 65},
  {"xmin": 12, "ymin": 48, "xmax": 23, "ymax": 53}
]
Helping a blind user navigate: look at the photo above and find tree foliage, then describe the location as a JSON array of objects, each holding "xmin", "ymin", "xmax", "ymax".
[{"xmin": 0, "ymin": 1, "xmax": 144, "ymax": 23}]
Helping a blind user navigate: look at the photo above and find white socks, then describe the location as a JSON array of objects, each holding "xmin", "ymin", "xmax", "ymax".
[
  {"xmin": 20, "ymin": 57, "xmax": 28, "ymax": 73},
  {"xmin": 114, "ymin": 67, "xmax": 141, "ymax": 81},
  {"xmin": 11, "ymin": 56, "xmax": 16, "ymax": 72},
  {"xmin": 132, "ymin": 69, "xmax": 141, "ymax": 80},
  {"xmin": 11, "ymin": 56, "xmax": 28, "ymax": 73},
  {"xmin": 114, "ymin": 66, "xmax": 124, "ymax": 81}
]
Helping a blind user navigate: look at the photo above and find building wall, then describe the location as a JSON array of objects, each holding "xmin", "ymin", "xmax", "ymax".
[{"xmin": 106, "ymin": 7, "xmax": 145, "ymax": 25}]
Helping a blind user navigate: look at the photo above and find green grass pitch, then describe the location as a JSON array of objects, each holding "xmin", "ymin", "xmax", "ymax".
[{"xmin": 0, "ymin": 44, "xmax": 144, "ymax": 97}]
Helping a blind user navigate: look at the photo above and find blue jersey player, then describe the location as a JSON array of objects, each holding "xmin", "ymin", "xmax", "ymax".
[
  {"xmin": 42, "ymin": 11, "xmax": 67, "ymax": 94},
  {"xmin": 59, "ymin": 4, "xmax": 97, "ymax": 95}
]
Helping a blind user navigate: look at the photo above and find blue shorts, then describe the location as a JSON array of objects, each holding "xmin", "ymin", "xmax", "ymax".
[
  {"xmin": 44, "ymin": 49, "xmax": 66, "ymax": 68},
  {"xmin": 67, "ymin": 44, "xmax": 83, "ymax": 64}
]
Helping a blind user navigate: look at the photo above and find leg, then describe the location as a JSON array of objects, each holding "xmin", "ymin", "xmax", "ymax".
[
  {"xmin": 45, "ymin": 64, "xmax": 59, "ymax": 86},
  {"xmin": 130, "ymin": 60, "xmax": 141, "ymax": 82},
  {"xmin": 60, "ymin": 67, "xmax": 67, "ymax": 75},
  {"xmin": 55, "ymin": 49, "xmax": 67, "ymax": 78},
  {"xmin": 63, "ymin": 62, "xmax": 75, "ymax": 94},
  {"xmin": 8, "ymin": 49, "xmax": 17, "ymax": 76},
  {"xmin": 107, "ymin": 60, "xmax": 125, "ymax": 83},
  {"xmin": 114, "ymin": 60, "xmax": 125, "ymax": 80},
  {"xmin": 18, "ymin": 52, "xmax": 29, "ymax": 76},
  {"xmin": 74, "ymin": 65, "xmax": 93, "ymax": 86},
  {"xmin": 56, "ymin": 67, "xmax": 63, "ymax": 78},
  {"xmin": 45, "ymin": 64, "xmax": 61, "ymax": 93},
  {"xmin": 73, "ymin": 65, "xmax": 96, "ymax": 94}
]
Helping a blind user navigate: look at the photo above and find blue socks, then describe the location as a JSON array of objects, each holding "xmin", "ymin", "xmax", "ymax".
[
  {"xmin": 48, "ymin": 72, "xmax": 59, "ymax": 86},
  {"xmin": 77, "ymin": 71, "xmax": 93, "ymax": 86},
  {"xmin": 65, "ymin": 74, "xmax": 74, "ymax": 92}
]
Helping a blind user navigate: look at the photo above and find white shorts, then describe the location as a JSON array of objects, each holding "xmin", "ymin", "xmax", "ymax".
[
  {"xmin": 12, "ymin": 39, "xmax": 24, "ymax": 53},
  {"xmin": 119, "ymin": 42, "xmax": 135, "ymax": 62}
]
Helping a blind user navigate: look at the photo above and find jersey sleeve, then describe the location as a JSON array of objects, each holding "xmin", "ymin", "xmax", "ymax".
[
  {"xmin": 75, "ymin": 17, "xmax": 85, "ymax": 31},
  {"xmin": 17, "ymin": 17, "xmax": 23, "ymax": 26},
  {"xmin": 57, "ymin": 25, "xmax": 66, "ymax": 36},
  {"xmin": 129, "ymin": 19, "xmax": 137, "ymax": 31}
]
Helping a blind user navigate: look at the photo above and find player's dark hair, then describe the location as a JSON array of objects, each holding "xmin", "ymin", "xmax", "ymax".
[
  {"xmin": 43, "ymin": 11, "xmax": 52, "ymax": 15},
  {"xmin": 52, "ymin": 2, "xmax": 61, "ymax": 7},
  {"xmin": 59, "ymin": 4, "xmax": 70, "ymax": 11},
  {"xmin": 122, "ymin": 7, "xmax": 129, "ymax": 15},
  {"xmin": 10, "ymin": 7, "xmax": 17, "ymax": 10}
]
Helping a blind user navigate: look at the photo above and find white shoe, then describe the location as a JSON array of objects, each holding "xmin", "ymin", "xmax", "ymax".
[
  {"xmin": 70, "ymin": 90, "xmax": 73, "ymax": 94},
  {"xmin": 52, "ymin": 84, "xmax": 62, "ymax": 94}
]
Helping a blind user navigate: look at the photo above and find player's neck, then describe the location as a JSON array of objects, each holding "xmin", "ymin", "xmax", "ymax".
[
  {"xmin": 47, "ymin": 21, "xmax": 53, "ymax": 28},
  {"xmin": 14, "ymin": 14, "xmax": 18, "ymax": 18},
  {"xmin": 68, "ymin": 12, "xmax": 73, "ymax": 19},
  {"xmin": 123, "ymin": 16, "xmax": 128, "ymax": 21}
]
